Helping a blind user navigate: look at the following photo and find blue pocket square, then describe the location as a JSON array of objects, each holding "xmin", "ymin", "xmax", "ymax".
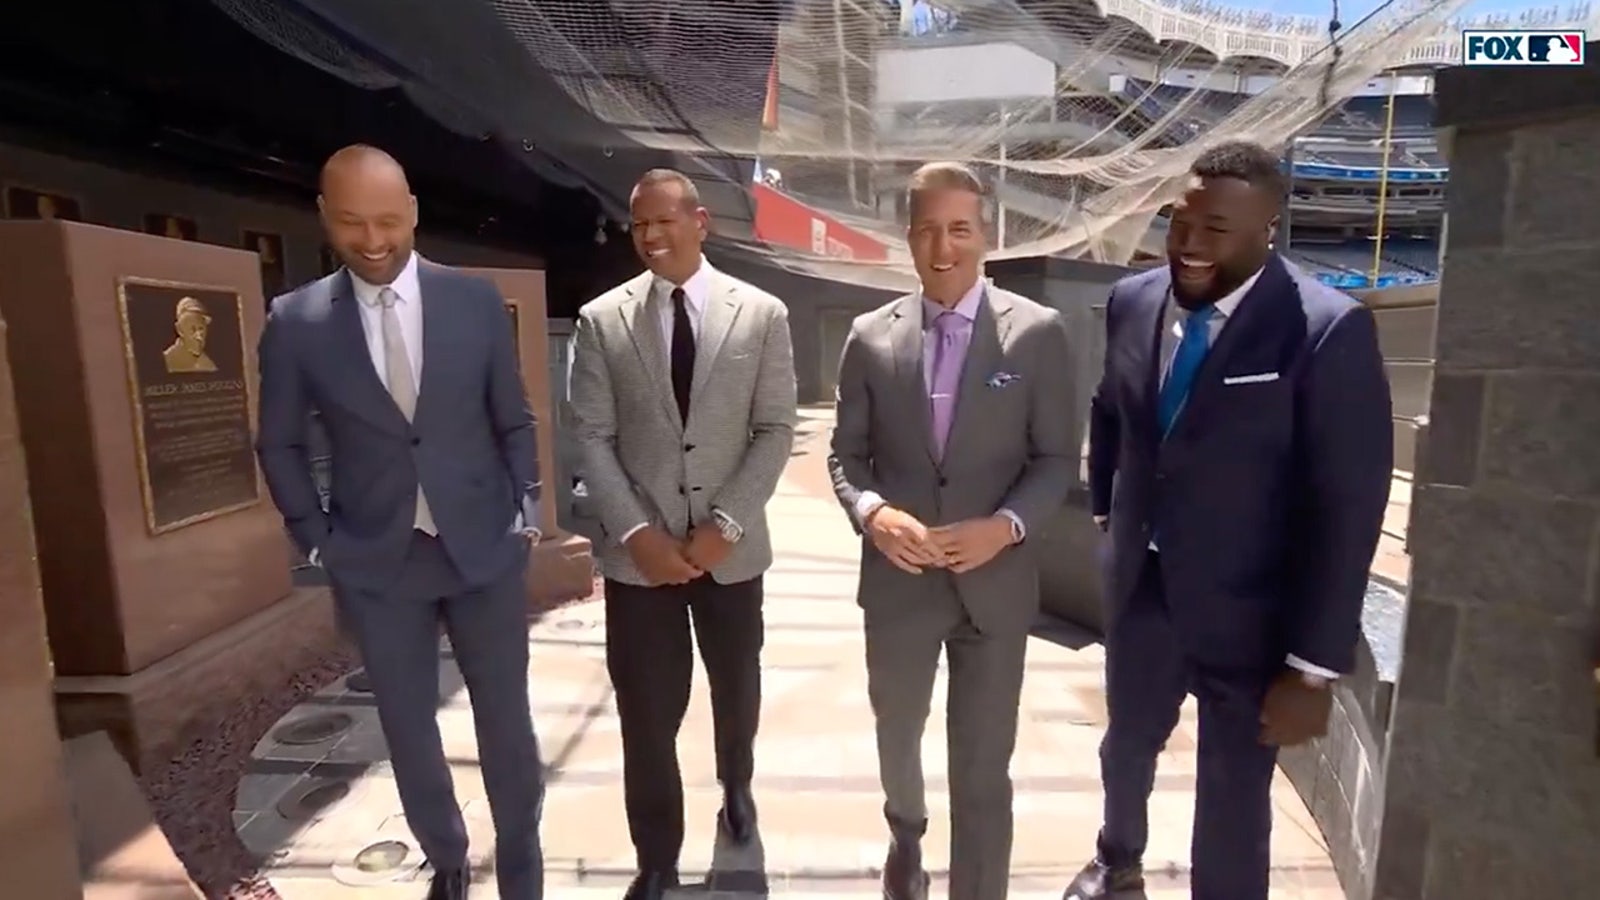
[{"xmin": 986, "ymin": 372, "xmax": 1021, "ymax": 389}]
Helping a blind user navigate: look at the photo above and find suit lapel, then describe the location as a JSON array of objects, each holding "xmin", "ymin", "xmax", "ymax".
[
  {"xmin": 413, "ymin": 261, "xmax": 452, "ymax": 428},
  {"xmin": 689, "ymin": 270, "xmax": 742, "ymax": 403},
  {"xmin": 887, "ymin": 294, "xmax": 937, "ymax": 467},
  {"xmin": 329, "ymin": 270, "xmax": 407, "ymax": 432},
  {"xmin": 941, "ymin": 288, "xmax": 1011, "ymax": 469},
  {"xmin": 618, "ymin": 272, "xmax": 679, "ymax": 428},
  {"xmin": 1137, "ymin": 274, "xmax": 1172, "ymax": 444}
]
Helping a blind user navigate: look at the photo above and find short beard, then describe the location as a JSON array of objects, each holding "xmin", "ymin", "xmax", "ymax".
[{"xmin": 1170, "ymin": 270, "xmax": 1230, "ymax": 311}]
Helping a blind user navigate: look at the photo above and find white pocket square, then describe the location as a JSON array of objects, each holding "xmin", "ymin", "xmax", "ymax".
[{"xmin": 1223, "ymin": 371, "xmax": 1280, "ymax": 385}]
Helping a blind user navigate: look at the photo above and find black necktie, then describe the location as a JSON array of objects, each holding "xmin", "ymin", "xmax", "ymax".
[{"xmin": 669, "ymin": 287, "xmax": 695, "ymax": 423}]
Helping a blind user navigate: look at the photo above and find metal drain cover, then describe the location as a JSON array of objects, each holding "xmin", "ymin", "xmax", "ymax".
[
  {"xmin": 355, "ymin": 839, "xmax": 411, "ymax": 873},
  {"xmin": 345, "ymin": 671, "xmax": 373, "ymax": 693},
  {"xmin": 272, "ymin": 712, "xmax": 354, "ymax": 745},
  {"xmin": 276, "ymin": 778, "xmax": 350, "ymax": 821}
]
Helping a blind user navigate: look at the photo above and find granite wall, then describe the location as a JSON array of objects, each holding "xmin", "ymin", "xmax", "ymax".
[{"xmin": 1369, "ymin": 45, "xmax": 1600, "ymax": 899}]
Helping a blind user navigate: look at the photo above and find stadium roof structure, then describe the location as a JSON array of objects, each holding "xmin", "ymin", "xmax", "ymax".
[{"xmin": 210, "ymin": 0, "xmax": 1596, "ymax": 283}]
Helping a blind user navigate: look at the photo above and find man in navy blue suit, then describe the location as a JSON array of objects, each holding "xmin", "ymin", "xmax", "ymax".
[
  {"xmin": 1063, "ymin": 141, "xmax": 1393, "ymax": 900},
  {"xmin": 258, "ymin": 146, "xmax": 545, "ymax": 900}
]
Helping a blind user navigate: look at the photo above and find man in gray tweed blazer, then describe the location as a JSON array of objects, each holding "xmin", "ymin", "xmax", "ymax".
[
  {"xmin": 567, "ymin": 169, "xmax": 797, "ymax": 900},
  {"xmin": 828, "ymin": 162, "xmax": 1077, "ymax": 900}
]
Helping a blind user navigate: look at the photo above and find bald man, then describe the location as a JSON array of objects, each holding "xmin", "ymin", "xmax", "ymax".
[{"xmin": 256, "ymin": 145, "xmax": 546, "ymax": 900}]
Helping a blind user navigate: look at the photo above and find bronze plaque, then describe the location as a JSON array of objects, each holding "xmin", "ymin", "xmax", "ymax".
[{"xmin": 116, "ymin": 277, "xmax": 260, "ymax": 534}]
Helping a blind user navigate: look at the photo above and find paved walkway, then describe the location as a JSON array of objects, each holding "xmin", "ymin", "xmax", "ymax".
[{"xmin": 233, "ymin": 414, "xmax": 1342, "ymax": 898}]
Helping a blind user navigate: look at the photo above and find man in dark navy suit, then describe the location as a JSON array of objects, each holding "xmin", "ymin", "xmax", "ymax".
[
  {"xmin": 1063, "ymin": 141, "xmax": 1393, "ymax": 900},
  {"xmin": 257, "ymin": 145, "xmax": 545, "ymax": 900}
]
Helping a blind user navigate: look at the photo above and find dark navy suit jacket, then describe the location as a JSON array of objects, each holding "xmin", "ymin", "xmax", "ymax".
[
  {"xmin": 255, "ymin": 260, "xmax": 539, "ymax": 593},
  {"xmin": 1087, "ymin": 254, "xmax": 1392, "ymax": 673}
]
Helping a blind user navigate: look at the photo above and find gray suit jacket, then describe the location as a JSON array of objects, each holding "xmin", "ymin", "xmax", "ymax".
[
  {"xmin": 255, "ymin": 261, "xmax": 539, "ymax": 593},
  {"xmin": 569, "ymin": 266, "xmax": 797, "ymax": 586},
  {"xmin": 827, "ymin": 286, "xmax": 1077, "ymax": 634}
]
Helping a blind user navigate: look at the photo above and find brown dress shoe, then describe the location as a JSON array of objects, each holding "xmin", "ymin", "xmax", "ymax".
[{"xmin": 1062, "ymin": 859, "xmax": 1144, "ymax": 899}]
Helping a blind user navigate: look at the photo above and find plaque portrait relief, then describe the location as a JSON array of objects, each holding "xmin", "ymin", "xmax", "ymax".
[
  {"xmin": 144, "ymin": 214, "xmax": 198, "ymax": 241},
  {"xmin": 5, "ymin": 186, "xmax": 83, "ymax": 221},
  {"xmin": 117, "ymin": 277, "xmax": 260, "ymax": 534},
  {"xmin": 242, "ymin": 229, "xmax": 286, "ymax": 300}
]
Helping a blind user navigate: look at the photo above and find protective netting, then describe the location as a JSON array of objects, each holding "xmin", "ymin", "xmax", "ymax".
[{"xmin": 211, "ymin": 0, "xmax": 1588, "ymax": 285}]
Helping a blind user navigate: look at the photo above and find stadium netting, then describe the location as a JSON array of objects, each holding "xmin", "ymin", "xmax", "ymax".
[{"xmin": 212, "ymin": 0, "xmax": 1482, "ymax": 288}]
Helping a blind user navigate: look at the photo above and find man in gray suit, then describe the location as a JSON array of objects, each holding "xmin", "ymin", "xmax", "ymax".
[
  {"xmin": 256, "ymin": 145, "xmax": 545, "ymax": 900},
  {"xmin": 827, "ymin": 162, "xmax": 1077, "ymax": 900},
  {"xmin": 568, "ymin": 169, "xmax": 796, "ymax": 900}
]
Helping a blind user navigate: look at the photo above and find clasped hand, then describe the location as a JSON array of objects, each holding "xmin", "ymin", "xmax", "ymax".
[
  {"xmin": 866, "ymin": 506, "xmax": 1013, "ymax": 574},
  {"xmin": 625, "ymin": 524, "xmax": 733, "ymax": 586}
]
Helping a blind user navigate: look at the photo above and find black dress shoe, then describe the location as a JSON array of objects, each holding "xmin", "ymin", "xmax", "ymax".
[
  {"xmin": 623, "ymin": 868, "xmax": 678, "ymax": 900},
  {"xmin": 881, "ymin": 840, "xmax": 930, "ymax": 900},
  {"xmin": 1061, "ymin": 859, "xmax": 1144, "ymax": 899},
  {"xmin": 426, "ymin": 864, "xmax": 470, "ymax": 900},
  {"xmin": 717, "ymin": 784, "xmax": 757, "ymax": 845}
]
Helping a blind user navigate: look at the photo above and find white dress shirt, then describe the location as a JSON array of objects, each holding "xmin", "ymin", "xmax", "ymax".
[
  {"xmin": 852, "ymin": 277, "xmax": 1026, "ymax": 545},
  {"xmin": 1153, "ymin": 267, "xmax": 1337, "ymax": 682},
  {"xmin": 350, "ymin": 251, "xmax": 426, "ymax": 390},
  {"xmin": 655, "ymin": 256, "xmax": 711, "ymax": 348}
]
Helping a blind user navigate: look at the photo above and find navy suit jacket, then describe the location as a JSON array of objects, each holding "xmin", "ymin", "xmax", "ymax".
[
  {"xmin": 255, "ymin": 260, "xmax": 539, "ymax": 593},
  {"xmin": 1087, "ymin": 254, "xmax": 1392, "ymax": 673}
]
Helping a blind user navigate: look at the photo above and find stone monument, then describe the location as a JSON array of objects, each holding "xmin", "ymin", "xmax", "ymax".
[
  {"xmin": 0, "ymin": 308, "xmax": 82, "ymax": 900},
  {"xmin": 0, "ymin": 220, "xmax": 339, "ymax": 772},
  {"xmin": 461, "ymin": 265, "xmax": 595, "ymax": 606},
  {"xmin": 1370, "ymin": 43, "xmax": 1600, "ymax": 899}
]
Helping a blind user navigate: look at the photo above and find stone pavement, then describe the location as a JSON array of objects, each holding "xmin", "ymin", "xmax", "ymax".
[{"xmin": 233, "ymin": 411, "xmax": 1343, "ymax": 899}]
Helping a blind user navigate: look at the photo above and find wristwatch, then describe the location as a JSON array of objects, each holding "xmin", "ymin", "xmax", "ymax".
[
  {"xmin": 1299, "ymin": 671, "xmax": 1331, "ymax": 689},
  {"xmin": 713, "ymin": 509, "xmax": 743, "ymax": 543}
]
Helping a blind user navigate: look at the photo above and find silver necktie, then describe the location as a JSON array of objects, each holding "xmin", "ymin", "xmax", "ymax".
[{"xmin": 375, "ymin": 287, "xmax": 435, "ymax": 534}]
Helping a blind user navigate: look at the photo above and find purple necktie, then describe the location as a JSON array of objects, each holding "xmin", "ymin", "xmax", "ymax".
[{"xmin": 928, "ymin": 310, "xmax": 971, "ymax": 459}]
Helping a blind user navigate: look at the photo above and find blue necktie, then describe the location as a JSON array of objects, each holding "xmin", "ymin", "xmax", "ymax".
[{"xmin": 1157, "ymin": 305, "xmax": 1215, "ymax": 436}]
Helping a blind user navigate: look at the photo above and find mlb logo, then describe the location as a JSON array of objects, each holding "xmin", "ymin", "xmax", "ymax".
[{"xmin": 1462, "ymin": 30, "xmax": 1586, "ymax": 66}]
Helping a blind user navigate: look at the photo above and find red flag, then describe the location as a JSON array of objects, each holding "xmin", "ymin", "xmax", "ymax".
[{"xmin": 761, "ymin": 57, "xmax": 779, "ymax": 131}]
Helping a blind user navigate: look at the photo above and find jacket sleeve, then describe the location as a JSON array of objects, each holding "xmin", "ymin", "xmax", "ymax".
[
  {"xmin": 1087, "ymin": 285, "xmax": 1121, "ymax": 518},
  {"xmin": 826, "ymin": 319, "xmax": 880, "ymax": 534},
  {"xmin": 707, "ymin": 304, "xmax": 798, "ymax": 528},
  {"xmin": 254, "ymin": 298, "xmax": 329, "ymax": 556},
  {"xmin": 482, "ymin": 281, "xmax": 540, "ymax": 526},
  {"xmin": 998, "ymin": 310, "xmax": 1078, "ymax": 533},
  {"xmin": 1288, "ymin": 304, "xmax": 1394, "ymax": 673}
]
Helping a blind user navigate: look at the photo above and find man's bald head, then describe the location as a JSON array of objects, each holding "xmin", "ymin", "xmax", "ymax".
[
  {"xmin": 317, "ymin": 144, "xmax": 418, "ymax": 285},
  {"xmin": 318, "ymin": 144, "xmax": 410, "ymax": 195}
]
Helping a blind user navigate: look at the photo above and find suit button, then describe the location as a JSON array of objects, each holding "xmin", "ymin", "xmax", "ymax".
[
  {"xmin": 410, "ymin": 437, "xmax": 420, "ymax": 446},
  {"xmin": 684, "ymin": 443, "xmax": 695, "ymax": 452},
  {"xmin": 677, "ymin": 485, "xmax": 685, "ymax": 495},
  {"xmin": 938, "ymin": 477, "xmax": 948, "ymax": 487}
]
